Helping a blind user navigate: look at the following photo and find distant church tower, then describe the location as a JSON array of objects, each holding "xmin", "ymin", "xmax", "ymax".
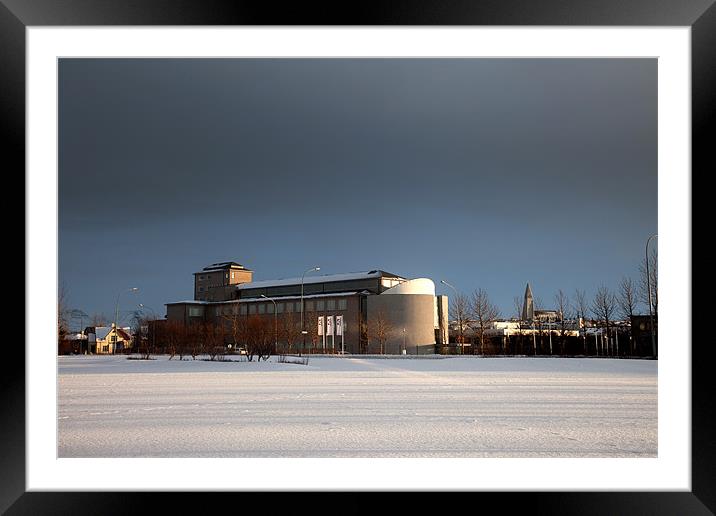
[{"xmin": 521, "ymin": 283, "xmax": 534, "ymax": 321}]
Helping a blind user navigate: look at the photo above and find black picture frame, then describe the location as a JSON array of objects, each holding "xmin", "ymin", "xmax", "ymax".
[{"xmin": 6, "ymin": 0, "xmax": 711, "ymax": 513}]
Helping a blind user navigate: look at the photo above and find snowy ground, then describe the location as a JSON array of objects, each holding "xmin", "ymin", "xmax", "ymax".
[{"xmin": 58, "ymin": 355, "xmax": 657, "ymax": 458}]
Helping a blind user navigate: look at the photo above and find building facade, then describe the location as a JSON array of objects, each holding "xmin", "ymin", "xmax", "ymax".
[
  {"xmin": 87, "ymin": 325, "xmax": 133, "ymax": 354},
  {"xmin": 166, "ymin": 262, "xmax": 448, "ymax": 354}
]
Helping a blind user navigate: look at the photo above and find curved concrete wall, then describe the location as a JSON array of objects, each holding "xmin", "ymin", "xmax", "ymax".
[{"xmin": 367, "ymin": 293, "xmax": 436, "ymax": 354}]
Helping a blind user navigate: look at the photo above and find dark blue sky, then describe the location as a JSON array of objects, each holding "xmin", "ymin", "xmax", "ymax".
[{"xmin": 59, "ymin": 58, "xmax": 656, "ymax": 326}]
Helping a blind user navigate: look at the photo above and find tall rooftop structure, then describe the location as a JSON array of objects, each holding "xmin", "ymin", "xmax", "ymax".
[
  {"xmin": 194, "ymin": 262, "xmax": 253, "ymax": 301},
  {"xmin": 522, "ymin": 282, "xmax": 534, "ymax": 321}
]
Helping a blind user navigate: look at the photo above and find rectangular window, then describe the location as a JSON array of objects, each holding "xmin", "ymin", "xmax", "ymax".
[
  {"xmin": 258, "ymin": 304, "xmax": 266, "ymax": 314},
  {"xmin": 188, "ymin": 306, "xmax": 204, "ymax": 317},
  {"xmin": 326, "ymin": 299, "xmax": 336, "ymax": 310},
  {"xmin": 231, "ymin": 272, "xmax": 235, "ymax": 279},
  {"xmin": 316, "ymin": 300, "xmax": 325, "ymax": 311},
  {"xmin": 111, "ymin": 335, "xmax": 116, "ymax": 342},
  {"xmin": 240, "ymin": 304, "xmax": 247, "ymax": 315},
  {"xmin": 276, "ymin": 303, "xmax": 284, "ymax": 314},
  {"xmin": 249, "ymin": 304, "xmax": 257, "ymax": 315},
  {"xmin": 285, "ymin": 302, "xmax": 294, "ymax": 313},
  {"xmin": 338, "ymin": 299, "xmax": 347, "ymax": 310},
  {"xmin": 305, "ymin": 300, "xmax": 314, "ymax": 312}
]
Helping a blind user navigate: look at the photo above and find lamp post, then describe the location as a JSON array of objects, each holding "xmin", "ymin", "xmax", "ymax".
[
  {"xmin": 261, "ymin": 294, "xmax": 278, "ymax": 353},
  {"xmin": 300, "ymin": 266, "xmax": 320, "ymax": 355},
  {"xmin": 114, "ymin": 287, "xmax": 138, "ymax": 354},
  {"xmin": 440, "ymin": 280, "xmax": 462, "ymax": 355},
  {"xmin": 646, "ymin": 233, "xmax": 658, "ymax": 359}
]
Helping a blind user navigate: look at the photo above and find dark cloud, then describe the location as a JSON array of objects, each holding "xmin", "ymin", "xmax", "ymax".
[{"xmin": 59, "ymin": 58, "xmax": 656, "ymax": 318}]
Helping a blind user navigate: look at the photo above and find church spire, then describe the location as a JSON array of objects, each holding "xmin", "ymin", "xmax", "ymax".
[{"xmin": 522, "ymin": 283, "xmax": 534, "ymax": 321}]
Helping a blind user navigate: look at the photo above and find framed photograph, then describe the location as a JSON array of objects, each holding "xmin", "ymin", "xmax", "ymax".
[{"xmin": 8, "ymin": 0, "xmax": 710, "ymax": 513}]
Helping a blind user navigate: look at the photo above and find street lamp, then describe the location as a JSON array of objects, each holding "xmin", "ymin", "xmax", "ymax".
[
  {"xmin": 646, "ymin": 233, "xmax": 658, "ymax": 359},
  {"xmin": 113, "ymin": 287, "xmax": 139, "ymax": 354},
  {"xmin": 440, "ymin": 280, "xmax": 463, "ymax": 355},
  {"xmin": 300, "ymin": 266, "xmax": 320, "ymax": 355},
  {"xmin": 261, "ymin": 294, "xmax": 278, "ymax": 353}
]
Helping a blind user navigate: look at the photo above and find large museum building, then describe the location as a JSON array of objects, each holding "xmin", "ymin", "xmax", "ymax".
[{"xmin": 165, "ymin": 261, "xmax": 449, "ymax": 354}]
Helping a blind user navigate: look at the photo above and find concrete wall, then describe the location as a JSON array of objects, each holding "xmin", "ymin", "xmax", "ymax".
[{"xmin": 367, "ymin": 293, "xmax": 436, "ymax": 354}]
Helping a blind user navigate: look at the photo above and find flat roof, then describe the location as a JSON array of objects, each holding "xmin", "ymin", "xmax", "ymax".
[
  {"xmin": 237, "ymin": 270, "xmax": 403, "ymax": 290},
  {"xmin": 166, "ymin": 291, "xmax": 365, "ymax": 306}
]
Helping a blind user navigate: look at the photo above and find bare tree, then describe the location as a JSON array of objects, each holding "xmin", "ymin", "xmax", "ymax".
[
  {"xmin": 203, "ymin": 321, "xmax": 226, "ymax": 361},
  {"xmin": 638, "ymin": 249, "xmax": 658, "ymax": 318},
  {"xmin": 591, "ymin": 286, "xmax": 617, "ymax": 355},
  {"xmin": 573, "ymin": 289, "xmax": 589, "ymax": 355},
  {"xmin": 449, "ymin": 293, "xmax": 471, "ymax": 354},
  {"xmin": 554, "ymin": 289, "xmax": 570, "ymax": 355},
  {"xmin": 618, "ymin": 277, "xmax": 638, "ymax": 355},
  {"xmin": 368, "ymin": 310, "xmax": 393, "ymax": 354},
  {"xmin": 533, "ymin": 295, "xmax": 545, "ymax": 351},
  {"xmin": 58, "ymin": 282, "xmax": 70, "ymax": 350},
  {"xmin": 618, "ymin": 277, "xmax": 638, "ymax": 320},
  {"xmin": 244, "ymin": 315, "xmax": 273, "ymax": 361},
  {"xmin": 512, "ymin": 296, "xmax": 525, "ymax": 354},
  {"xmin": 470, "ymin": 288, "xmax": 501, "ymax": 355},
  {"xmin": 279, "ymin": 311, "xmax": 302, "ymax": 353},
  {"xmin": 164, "ymin": 320, "xmax": 183, "ymax": 360},
  {"xmin": 304, "ymin": 311, "xmax": 321, "ymax": 354},
  {"xmin": 176, "ymin": 323, "xmax": 190, "ymax": 361},
  {"xmin": 136, "ymin": 316, "xmax": 155, "ymax": 360},
  {"xmin": 221, "ymin": 304, "xmax": 243, "ymax": 352},
  {"xmin": 187, "ymin": 322, "xmax": 205, "ymax": 359},
  {"xmin": 90, "ymin": 313, "xmax": 109, "ymax": 327}
]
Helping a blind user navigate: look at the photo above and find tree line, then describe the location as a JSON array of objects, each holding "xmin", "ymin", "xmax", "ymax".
[{"xmin": 446, "ymin": 249, "xmax": 657, "ymax": 357}]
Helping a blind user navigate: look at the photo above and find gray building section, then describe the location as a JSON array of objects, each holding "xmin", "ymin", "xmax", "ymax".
[{"xmin": 367, "ymin": 293, "xmax": 437, "ymax": 355}]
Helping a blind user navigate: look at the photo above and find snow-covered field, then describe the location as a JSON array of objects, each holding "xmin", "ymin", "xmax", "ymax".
[{"xmin": 58, "ymin": 355, "xmax": 657, "ymax": 458}]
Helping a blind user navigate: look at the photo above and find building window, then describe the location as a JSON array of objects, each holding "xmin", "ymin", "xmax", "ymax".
[
  {"xmin": 285, "ymin": 302, "xmax": 293, "ymax": 313},
  {"xmin": 103, "ymin": 345, "xmax": 108, "ymax": 353},
  {"xmin": 231, "ymin": 272, "xmax": 235, "ymax": 279},
  {"xmin": 326, "ymin": 299, "xmax": 336, "ymax": 310},
  {"xmin": 276, "ymin": 303, "xmax": 284, "ymax": 314},
  {"xmin": 249, "ymin": 304, "xmax": 257, "ymax": 315},
  {"xmin": 111, "ymin": 335, "xmax": 116, "ymax": 342},
  {"xmin": 338, "ymin": 299, "xmax": 347, "ymax": 310},
  {"xmin": 316, "ymin": 300, "xmax": 325, "ymax": 311},
  {"xmin": 305, "ymin": 300, "xmax": 314, "ymax": 312},
  {"xmin": 258, "ymin": 303, "xmax": 266, "ymax": 314},
  {"xmin": 240, "ymin": 304, "xmax": 247, "ymax": 315}
]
